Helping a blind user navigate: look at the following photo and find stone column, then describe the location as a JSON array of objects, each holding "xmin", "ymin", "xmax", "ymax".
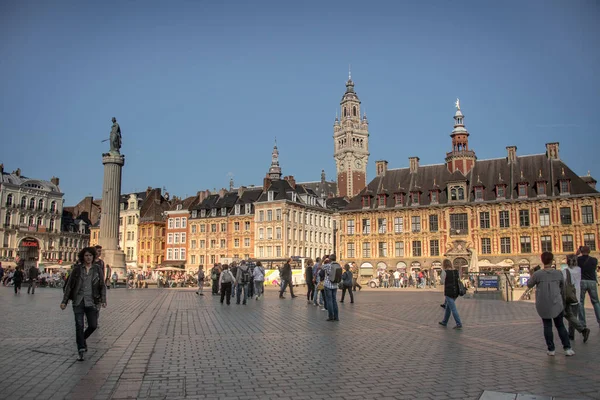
[{"xmin": 99, "ymin": 153, "xmax": 126, "ymax": 279}]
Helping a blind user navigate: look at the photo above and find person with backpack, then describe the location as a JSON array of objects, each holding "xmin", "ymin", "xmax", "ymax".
[
  {"xmin": 562, "ymin": 255, "xmax": 590, "ymax": 342},
  {"xmin": 27, "ymin": 264, "xmax": 40, "ymax": 294},
  {"xmin": 253, "ymin": 261, "xmax": 265, "ymax": 300},
  {"xmin": 527, "ymin": 251, "xmax": 574, "ymax": 356},
  {"xmin": 196, "ymin": 265, "xmax": 205, "ymax": 296},
  {"xmin": 235, "ymin": 260, "xmax": 251, "ymax": 305},
  {"xmin": 340, "ymin": 264, "xmax": 354, "ymax": 303},
  {"xmin": 211, "ymin": 264, "xmax": 221, "ymax": 295},
  {"xmin": 323, "ymin": 254, "xmax": 341, "ymax": 321},
  {"xmin": 438, "ymin": 259, "xmax": 463, "ymax": 329},
  {"xmin": 279, "ymin": 258, "xmax": 297, "ymax": 299},
  {"xmin": 219, "ymin": 264, "xmax": 234, "ymax": 305}
]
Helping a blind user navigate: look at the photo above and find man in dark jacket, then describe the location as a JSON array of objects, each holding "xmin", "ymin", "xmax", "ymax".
[
  {"xmin": 60, "ymin": 247, "xmax": 107, "ymax": 361},
  {"xmin": 27, "ymin": 264, "xmax": 40, "ymax": 294},
  {"xmin": 211, "ymin": 264, "xmax": 221, "ymax": 295},
  {"xmin": 439, "ymin": 259, "xmax": 462, "ymax": 329},
  {"xmin": 279, "ymin": 258, "xmax": 297, "ymax": 299},
  {"xmin": 577, "ymin": 246, "xmax": 600, "ymax": 328}
]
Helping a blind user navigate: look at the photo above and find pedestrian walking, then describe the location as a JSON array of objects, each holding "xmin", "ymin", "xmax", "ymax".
[
  {"xmin": 196, "ymin": 265, "xmax": 205, "ymax": 296},
  {"xmin": 253, "ymin": 261, "xmax": 265, "ymax": 300},
  {"xmin": 211, "ymin": 264, "xmax": 221, "ymax": 295},
  {"xmin": 351, "ymin": 262, "xmax": 362, "ymax": 292},
  {"xmin": 527, "ymin": 251, "xmax": 574, "ymax": 356},
  {"xmin": 340, "ymin": 264, "xmax": 354, "ymax": 303},
  {"xmin": 562, "ymin": 255, "xmax": 590, "ymax": 342},
  {"xmin": 60, "ymin": 247, "xmax": 107, "ymax": 361},
  {"xmin": 576, "ymin": 246, "xmax": 600, "ymax": 329},
  {"xmin": 279, "ymin": 258, "xmax": 297, "ymax": 299},
  {"xmin": 219, "ymin": 264, "xmax": 234, "ymax": 305},
  {"xmin": 438, "ymin": 259, "xmax": 462, "ymax": 329},
  {"xmin": 13, "ymin": 264, "xmax": 24, "ymax": 294},
  {"xmin": 111, "ymin": 271, "xmax": 118, "ymax": 289},
  {"xmin": 235, "ymin": 260, "xmax": 251, "ymax": 305},
  {"xmin": 305, "ymin": 259, "xmax": 315, "ymax": 303},
  {"xmin": 27, "ymin": 264, "xmax": 40, "ymax": 294},
  {"xmin": 323, "ymin": 254, "xmax": 341, "ymax": 321}
]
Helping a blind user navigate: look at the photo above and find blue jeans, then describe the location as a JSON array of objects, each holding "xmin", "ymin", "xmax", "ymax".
[
  {"xmin": 542, "ymin": 312, "xmax": 570, "ymax": 351},
  {"xmin": 313, "ymin": 288, "xmax": 323, "ymax": 306},
  {"xmin": 579, "ymin": 280, "xmax": 600, "ymax": 328},
  {"xmin": 441, "ymin": 296, "xmax": 462, "ymax": 327},
  {"xmin": 324, "ymin": 288, "xmax": 338, "ymax": 320},
  {"xmin": 236, "ymin": 283, "xmax": 248, "ymax": 304}
]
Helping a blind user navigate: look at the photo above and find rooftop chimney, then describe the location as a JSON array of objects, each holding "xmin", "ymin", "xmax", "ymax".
[
  {"xmin": 146, "ymin": 186, "xmax": 153, "ymax": 196},
  {"xmin": 321, "ymin": 170, "xmax": 326, "ymax": 183},
  {"xmin": 546, "ymin": 142, "xmax": 560, "ymax": 160},
  {"xmin": 376, "ymin": 160, "xmax": 388, "ymax": 176},
  {"xmin": 409, "ymin": 157, "xmax": 419, "ymax": 174},
  {"xmin": 263, "ymin": 175, "xmax": 272, "ymax": 190},
  {"xmin": 506, "ymin": 146, "xmax": 517, "ymax": 163},
  {"xmin": 238, "ymin": 186, "xmax": 246, "ymax": 197},
  {"xmin": 284, "ymin": 175, "xmax": 296, "ymax": 189},
  {"xmin": 218, "ymin": 188, "xmax": 227, "ymax": 198}
]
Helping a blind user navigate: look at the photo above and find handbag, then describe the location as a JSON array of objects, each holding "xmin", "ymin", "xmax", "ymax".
[
  {"xmin": 564, "ymin": 269, "xmax": 578, "ymax": 305},
  {"xmin": 457, "ymin": 274, "xmax": 467, "ymax": 297}
]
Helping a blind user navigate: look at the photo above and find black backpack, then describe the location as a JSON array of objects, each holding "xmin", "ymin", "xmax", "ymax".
[
  {"xmin": 330, "ymin": 263, "xmax": 343, "ymax": 284},
  {"xmin": 241, "ymin": 268, "xmax": 251, "ymax": 284}
]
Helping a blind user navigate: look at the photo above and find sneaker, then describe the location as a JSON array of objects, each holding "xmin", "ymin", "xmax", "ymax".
[
  {"xmin": 564, "ymin": 349, "xmax": 575, "ymax": 356},
  {"xmin": 291, "ymin": 295, "xmax": 298, "ymax": 298},
  {"xmin": 77, "ymin": 350, "xmax": 85, "ymax": 361},
  {"xmin": 453, "ymin": 325, "xmax": 462, "ymax": 330},
  {"xmin": 582, "ymin": 328, "xmax": 591, "ymax": 343},
  {"xmin": 440, "ymin": 304, "xmax": 446, "ymax": 309},
  {"xmin": 438, "ymin": 322, "xmax": 447, "ymax": 327},
  {"xmin": 321, "ymin": 308, "xmax": 327, "ymax": 311},
  {"xmin": 547, "ymin": 350, "xmax": 555, "ymax": 356}
]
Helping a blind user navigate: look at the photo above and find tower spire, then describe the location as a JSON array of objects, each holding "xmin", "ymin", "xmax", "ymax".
[
  {"xmin": 268, "ymin": 139, "xmax": 282, "ymax": 180},
  {"xmin": 445, "ymin": 99, "xmax": 476, "ymax": 175}
]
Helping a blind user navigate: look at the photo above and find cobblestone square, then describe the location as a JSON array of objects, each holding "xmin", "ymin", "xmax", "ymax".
[{"xmin": 0, "ymin": 286, "xmax": 598, "ymax": 400}]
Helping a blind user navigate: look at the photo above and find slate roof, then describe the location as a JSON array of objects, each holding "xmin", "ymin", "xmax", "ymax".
[
  {"xmin": 346, "ymin": 154, "xmax": 599, "ymax": 211},
  {"xmin": 119, "ymin": 191, "xmax": 147, "ymax": 210},
  {"xmin": 0, "ymin": 171, "xmax": 61, "ymax": 193},
  {"xmin": 299, "ymin": 180, "xmax": 338, "ymax": 199},
  {"xmin": 139, "ymin": 189, "xmax": 171, "ymax": 223},
  {"xmin": 168, "ymin": 195, "xmax": 199, "ymax": 212},
  {"xmin": 326, "ymin": 196, "xmax": 350, "ymax": 211}
]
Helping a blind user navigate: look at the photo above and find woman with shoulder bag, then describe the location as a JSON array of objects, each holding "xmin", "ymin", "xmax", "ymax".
[
  {"xmin": 340, "ymin": 264, "xmax": 354, "ymax": 303},
  {"xmin": 562, "ymin": 255, "xmax": 590, "ymax": 342},
  {"xmin": 439, "ymin": 259, "xmax": 463, "ymax": 329}
]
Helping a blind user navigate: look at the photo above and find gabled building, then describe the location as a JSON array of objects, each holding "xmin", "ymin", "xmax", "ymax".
[
  {"xmin": 138, "ymin": 188, "xmax": 170, "ymax": 270},
  {"xmin": 164, "ymin": 195, "xmax": 199, "ymax": 268},
  {"xmin": 338, "ymin": 101, "xmax": 600, "ymax": 278},
  {"xmin": 119, "ymin": 191, "xmax": 147, "ymax": 268}
]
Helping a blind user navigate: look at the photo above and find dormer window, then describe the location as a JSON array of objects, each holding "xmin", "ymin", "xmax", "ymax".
[
  {"xmin": 220, "ymin": 207, "xmax": 226, "ymax": 216},
  {"xmin": 361, "ymin": 195, "xmax": 371, "ymax": 208},
  {"xmin": 234, "ymin": 204, "xmax": 240, "ymax": 215},
  {"xmin": 394, "ymin": 193, "xmax": 404, "ymax": 207},
  {"xmin": 496, "ymin": 185, "xmax": 506, "ymax": 199},
  {"xmin": 474, "ymin": 187, "xmax": 484, "ymax": 201},
  {"xmin": 245, "ymin": 204, "xmax": 251, "ymax": 214},
  {"xmin": 176, "ymin": 204, "xmax": 182, "ymax": 211},
  {"xmin": 411, "ymin": 192, "xmax": 420, "ymax": 206},
  {"xmin": 518, "ymin": 183, "xmax": 528, "ymax": 198},
  {"xmin": 378, "ymin": 195, "xmax": 386, "ymax": 207},
  {"xmin": 559, "ymin": 180, "xmax": 570, "ymax": 195},
  {"xmin": 537, "ymin": 182, "xmax": 546, "ymax": 196},
  {"xmin": 430, "ymin": 191, "xmax": 439, "ymax": 204},
  {"xmin": 267, "ymin": 191, "xmax": 274, "ymax": 201},
  {"xmin": 449, "ymin": 185, "xmax": 465, "ymax": 201},
  {"xmin": 291, "ymin": 192, "xmax": 297, "ymax": 202},
  {"xmin": 211, "ymin": 209, "xmax": 216, "ymax": 217},
  {"xmin": 201, "ymin": 209, "xmax": 206, "ymax": 218},
  {"xmin": 192, "ymin": 210, "xmax": 197, "ymax": 218}
]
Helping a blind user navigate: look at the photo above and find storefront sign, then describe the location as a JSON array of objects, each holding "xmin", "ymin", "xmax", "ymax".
[
  {"xmin": 21, "ymin": 240, "xmax": 39, "ymax": 247},
  {"xmin": 478, "ymin": 275, "xmax": 499, "ymax": 288}
]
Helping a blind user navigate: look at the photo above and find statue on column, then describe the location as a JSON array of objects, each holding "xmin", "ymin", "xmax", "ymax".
[{"xmin": 109, "ymin": 117, "xmax": 122, "ymax": 154}]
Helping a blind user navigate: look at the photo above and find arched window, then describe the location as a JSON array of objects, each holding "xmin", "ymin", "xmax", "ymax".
[
  {"xmin": 37, "ymin": 217, "xmax": 43, "ymax": 226},
  {"xmin": 353, "ymin": 106, "xmax": 357, "ymax": 116},
  {"xmin": 28, "ymin": 216, "xmax": 34, "ymax": 226},
  {"xmin": 451, "ymin": 188, "xmax": 457, "ymax": 201},
  {"xmin": 38, "ymin": 199, "xmax": 44, "ymax": 210},
  {"xmin": 343, "ymin": 108, "xmax": 347, "ymax": 117},
  {"xmin": 5, "ymin": 211, "xmax": 11, "ymax": 226},
  {"xmin": 6, "ymin": 194, "xmax": 13, "ymax": 207},
  {"xmin": 49, "ymin": 218, "xmax": 55, "ymax": 231},
  {"xmin": 458, "ymin": 188, "xmax": 465, "ymax": 200},
  {"xmin": 29, "ymin": 198, "xmax": 35, "ymax": 209},
  {"xmin": 50, "ymin": 201, "xmax": 57, "ymax": 212},
  {"xmin": 21, "ymin": 197, "xmax": 27, "ymax": 208}
]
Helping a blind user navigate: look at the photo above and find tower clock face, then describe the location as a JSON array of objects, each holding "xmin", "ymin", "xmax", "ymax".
[
  {"xmin": 339, "ymin": 161, "xmax": 345, "ymax": 170},
  {"xmin": 355, "ymin": 160, "xmax": 362, "ymax": 169}
]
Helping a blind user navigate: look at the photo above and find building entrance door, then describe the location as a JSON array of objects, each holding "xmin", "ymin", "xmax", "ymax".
[{"xmin": 18, "ymin": 237, "xmax": 40, "ymax": 271}]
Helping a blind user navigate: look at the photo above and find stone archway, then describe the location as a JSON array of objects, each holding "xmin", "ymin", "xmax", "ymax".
[
  {"xmin": 453, "ymin": 257, "xmax": 468, "ymax": 277},
  {"xmin": 18, "ymin": 237, "xmax": 40, "ymax": 270}
]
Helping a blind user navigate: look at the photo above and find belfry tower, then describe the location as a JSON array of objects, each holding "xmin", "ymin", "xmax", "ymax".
[
  {"xmin": 333, "ymin": 73, "xmax": 370, "ymax": 198},
  {"xmin": 445, "ymin": 99, "xmax": 476, "ymax": 174}
]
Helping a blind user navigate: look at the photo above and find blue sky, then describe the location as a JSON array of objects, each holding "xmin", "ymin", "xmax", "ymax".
[{"xmin": 1, "ymin": 0, "xmax": 598, "ymax": 205}]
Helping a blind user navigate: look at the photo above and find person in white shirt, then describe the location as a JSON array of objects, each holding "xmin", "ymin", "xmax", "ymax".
[
  {"xmin": 393, "ymin": 270, "xmax": 400, "ymax": 288},
  {"xmin": 562, "ymin": 255, "xmax": 590, "ymax": 343}
]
